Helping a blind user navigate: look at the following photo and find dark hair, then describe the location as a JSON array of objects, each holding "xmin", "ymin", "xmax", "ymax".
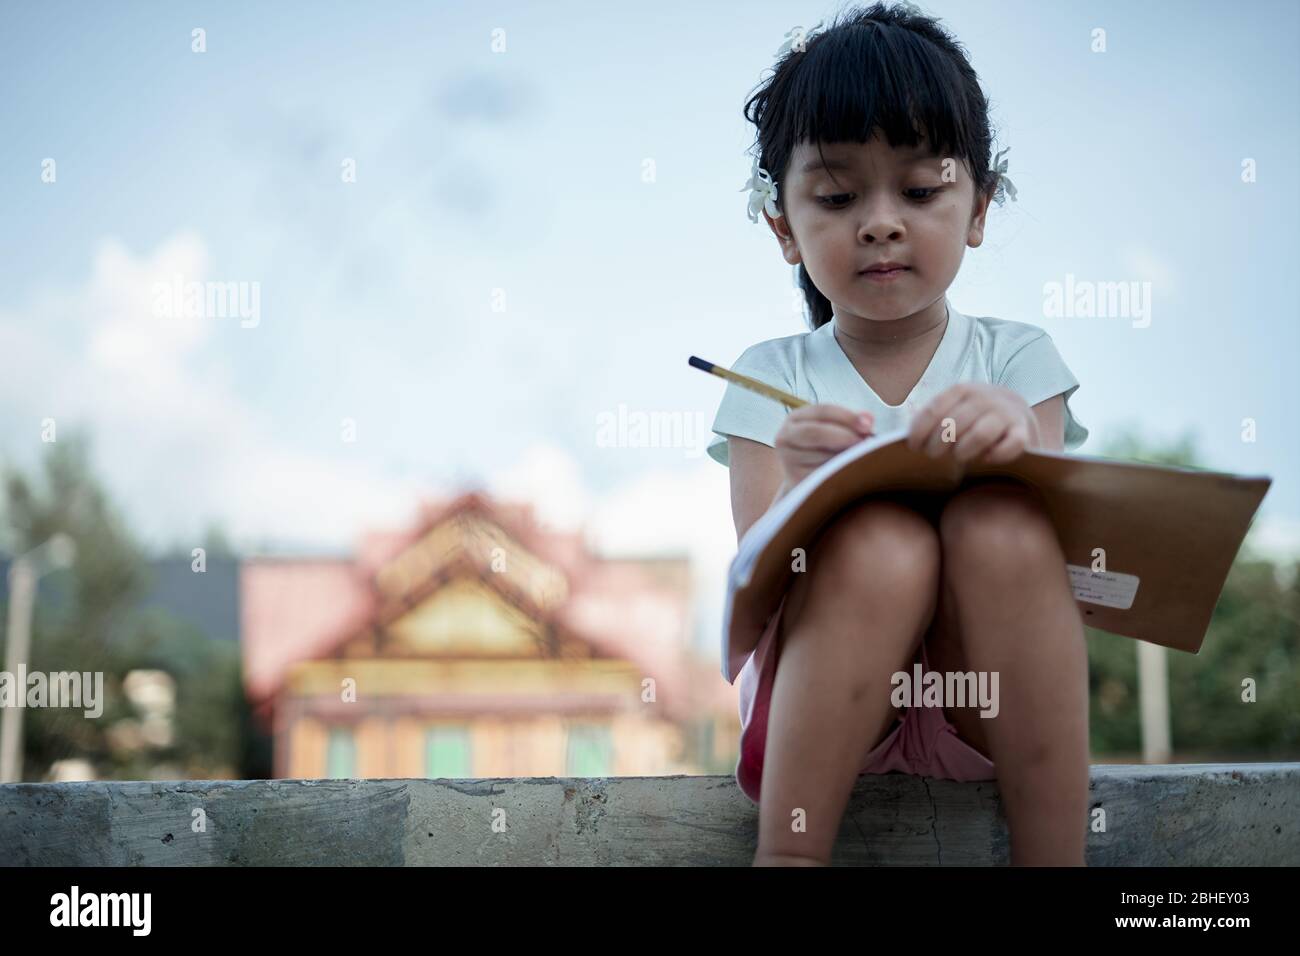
[{"xmin": 743, "ymin": 2, "xmax": 1001, "ymax": 329}]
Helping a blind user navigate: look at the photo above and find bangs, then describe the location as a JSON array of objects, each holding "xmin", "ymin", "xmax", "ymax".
[{"xmin": 764, "ymin": 20, "xmax": 977, "ymax": 179}]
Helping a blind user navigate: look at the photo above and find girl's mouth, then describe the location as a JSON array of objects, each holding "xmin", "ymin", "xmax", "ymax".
[{"xmin": 859, "ymin": 266, "xmax": 910, "ymax": 282}]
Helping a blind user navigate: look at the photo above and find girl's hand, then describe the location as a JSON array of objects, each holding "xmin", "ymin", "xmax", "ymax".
[
  {"xmin": 774, "ymin": 403, "xmax": 875, "ymax": 487},
  {"xmin": 905, "ymin": 383, "xmax": 1039, "ymax": 465}
]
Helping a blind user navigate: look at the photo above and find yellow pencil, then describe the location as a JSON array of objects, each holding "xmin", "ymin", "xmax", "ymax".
[{"xmin": 688, "ymin": 355, "xmax": 809, "ymax": 409}]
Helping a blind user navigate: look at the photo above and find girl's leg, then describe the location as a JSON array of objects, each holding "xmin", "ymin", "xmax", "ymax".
[
  {"xmin": 935, "ymin": 479, "xmax": 1089, "ymax": 866},
  {"xmin": 753, "ymin": 499, "xmax": 941, "ymax": 866}
]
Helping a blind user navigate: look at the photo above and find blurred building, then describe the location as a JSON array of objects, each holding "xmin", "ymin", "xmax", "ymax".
[
  {"xmin": 240, "ymin": 491, "xmax": 738, "ymax": 780},
  {"xmin": 136, "ymin": 555, "xmax": 241, "ymax": 643}
]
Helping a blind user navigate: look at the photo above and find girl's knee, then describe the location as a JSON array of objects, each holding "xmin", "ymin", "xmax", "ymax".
[
  {"xmin": 809, "ymin": 498, "xmax": 940, "ymax": 597},
  {"xmin": 939, "ymin": 479, "xmax": 1060, "ymax": 568}
]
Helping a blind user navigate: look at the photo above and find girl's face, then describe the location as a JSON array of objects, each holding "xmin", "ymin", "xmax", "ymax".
[{"xmin": 766, "ymin": 134, "xmax": 990, "ymax": 324}]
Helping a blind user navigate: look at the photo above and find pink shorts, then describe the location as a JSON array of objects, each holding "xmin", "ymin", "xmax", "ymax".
[{"xmin": 735, "ymin": 593, "xmax": 997, "ymax": 805}]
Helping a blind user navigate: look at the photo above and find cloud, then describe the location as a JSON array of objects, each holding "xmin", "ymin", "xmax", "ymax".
[
  {"xmin": 487, "ymin": 442, "xmax": 593, "ymax": 532},
  {"xmin": 435, "ymin": 70, "xmax": 534, "ymax": 123},
  {"xmin": 1120, "ymin": 244, "xmax": 1177, "ymax": 298},
  {"xmin": 486, "ymin": 439, "xmax": 737, "ymax": 657},
  {"xmin": 587, "ymin": 459, "xmax": 736, "ymax": 658},
  {"xmin": 0, "ymin": 232, "xmax": 428, "ymax": 551},
  {"xmin": 1244, "ymin": 513, "xmax": 1300, "ymax": 566},
  {"xmin": 85, "ymin": 232, "xmax": 212, "ymax": 377}
]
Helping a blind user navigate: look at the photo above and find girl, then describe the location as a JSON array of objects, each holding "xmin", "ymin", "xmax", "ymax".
[{"xmin": 707, "ymin": 2, "xmax": 1091, "ymax": 866}]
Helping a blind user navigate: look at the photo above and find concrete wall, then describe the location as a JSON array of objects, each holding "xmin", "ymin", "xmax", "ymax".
[{"xmin": 1, "ymin": 763, "xmax": 1296, "ymax": 866}]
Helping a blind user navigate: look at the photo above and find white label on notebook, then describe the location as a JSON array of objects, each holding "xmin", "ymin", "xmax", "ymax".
[{"xmin": 1067, "ymin": 565, "xmax": 1139, "ymax": 610}]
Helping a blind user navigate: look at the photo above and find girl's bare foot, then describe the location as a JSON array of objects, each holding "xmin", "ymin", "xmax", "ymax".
[{"xmin": 752, "ymin": 852, "xmax": 827, "ymax": 866}]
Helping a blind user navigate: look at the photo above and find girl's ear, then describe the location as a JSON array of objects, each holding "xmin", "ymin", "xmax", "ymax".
[
  {"xmin": 967, "ymin": 188, "xmax": 991, "ymax": 248},
  {"xmin": 765, "ymin": 209, "xmax": 803, "ymax": 265}
]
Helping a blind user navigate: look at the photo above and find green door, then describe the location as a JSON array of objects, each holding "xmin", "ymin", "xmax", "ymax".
[
  {"xmin": 325, "ymin": 727, "xmax": 355, "ymax": 778},
  {"xmin": 565, "ymin": 722, "xmax": 613, "ymax": 776},
  {"xmin": 426, "ymin": 725, "xmax": 472, "ymax": 778}
]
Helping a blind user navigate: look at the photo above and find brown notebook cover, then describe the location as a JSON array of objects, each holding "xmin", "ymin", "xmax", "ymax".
[{"xmin": 722, "ymin": 427, "xmax": 1272, "ymax": 683}]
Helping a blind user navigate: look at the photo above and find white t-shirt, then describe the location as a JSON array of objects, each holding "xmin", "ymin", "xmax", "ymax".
[{"xmin": 707, "ymin": 296, "xmax": 1088, "ymax": 466}]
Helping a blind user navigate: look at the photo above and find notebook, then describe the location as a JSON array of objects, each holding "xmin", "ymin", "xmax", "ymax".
[{"xmin": 721, "ymin": 426, "xmax": 1272, "ymax": 683}]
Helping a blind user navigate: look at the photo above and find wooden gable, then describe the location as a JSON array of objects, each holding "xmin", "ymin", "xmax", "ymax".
[
  {"xmin": 383, "ymin": 577, "xmax": 590, "ymax": 658},
  {"xmin": 374, "ymin": 509, "xmax": 568, "ymax": 611},
  {"xmin": 335, "ymin": 502, "xmax": 592, "ymax": 661}
]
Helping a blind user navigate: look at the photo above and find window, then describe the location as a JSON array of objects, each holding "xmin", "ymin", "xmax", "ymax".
[
  {"xmin": 698, "ymin": 719, "xmax": 716, "ymax": 761},
  {"xmin": 565, "ymin": 722, "xmax": 613, "ymax": 776},
  {"xmin": 425, "ymin": 724, "xmax": 472, "ymax": 778},
  {"xmin": 325, "ymin": 727, "xmax": 355, "ymax": 778}
]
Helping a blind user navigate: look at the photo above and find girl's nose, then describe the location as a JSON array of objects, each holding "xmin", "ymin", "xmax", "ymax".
[{"xmin": 858, "ymin": 197, "xmax": 905, "ymax": 243}]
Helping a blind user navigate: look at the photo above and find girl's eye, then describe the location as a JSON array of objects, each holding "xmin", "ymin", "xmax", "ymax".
[{"xmin": 815, "ymin": 187, "xmax": 940, "ymax": 208}]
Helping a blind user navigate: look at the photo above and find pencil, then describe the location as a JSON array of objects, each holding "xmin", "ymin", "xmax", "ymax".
[{"xmin": 688, "ymin": 355, "xmax": 809, "ymax": 409}]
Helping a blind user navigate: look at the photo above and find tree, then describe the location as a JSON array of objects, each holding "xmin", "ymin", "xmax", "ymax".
[
  {"xmin": 1, "ymin": 428, "xmax": 255, "ymax": 779},
  {"xmin": 1085, "ymin": 423, "xmax": 1300, "ymax": 759}
]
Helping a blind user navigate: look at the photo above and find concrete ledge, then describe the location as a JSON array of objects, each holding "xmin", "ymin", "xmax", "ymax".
[{"xmin": 1, "ymin": 763, "xmax": 1296, "ymax": 865}]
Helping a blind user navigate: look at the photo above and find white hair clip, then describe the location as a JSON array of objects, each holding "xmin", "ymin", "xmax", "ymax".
[
  {"xmin": 991, "ymin": 147, "xmax": 1018, "ymax": 205},
  {"xmin": 740, "ymin": 22, "xmax": 824, "ymax": 224},
  {"xmin": 741, "ymin": 156, "xmax": 780, "ymax": 223}
]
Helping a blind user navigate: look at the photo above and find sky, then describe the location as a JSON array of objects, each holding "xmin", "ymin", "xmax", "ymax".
[{"xmin": 2, "ymin": 0, "xmax": 1297, "ymax": 659}]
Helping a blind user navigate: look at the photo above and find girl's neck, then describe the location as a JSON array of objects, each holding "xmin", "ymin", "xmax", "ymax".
[{"xmin": 831, "ymin": 296, "xmax": 949, "ymax": 357}]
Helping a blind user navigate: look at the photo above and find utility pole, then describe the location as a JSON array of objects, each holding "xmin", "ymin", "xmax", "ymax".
[
  {"xmin": 0, "ymin": 533, "xmax": 77, "ymax": 783},
  {"xmin": 1137, "ymin": 640, "xmax": 1171, "ymax": 764}
]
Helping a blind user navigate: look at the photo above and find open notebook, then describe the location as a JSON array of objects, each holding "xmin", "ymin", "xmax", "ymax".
[{"xmin": 721, "ymin": 426, "xmax": 1272, "ymax": 683}]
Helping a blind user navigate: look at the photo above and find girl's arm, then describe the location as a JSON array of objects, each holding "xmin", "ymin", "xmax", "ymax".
[
  {"xmin": 727, "ymin": 436, "xmax": 793, "ymax": 543},
  {"xmin": 1028, "ymin": 394, "xmax": 1066, "ymax": 453}
]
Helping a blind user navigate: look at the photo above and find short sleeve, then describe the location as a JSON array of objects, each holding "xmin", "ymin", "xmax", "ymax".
[
  {"xmin": 706, "ymin": 343, "xmax": 794, "ymax": 467},
  {"xmin": 997, "ymin": 332, "xmax": 1090, "ymax": 452}
]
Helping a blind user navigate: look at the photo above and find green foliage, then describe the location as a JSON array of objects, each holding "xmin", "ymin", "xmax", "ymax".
[
  {"xmin": 1086, "ymin": 425, "xmax": 1300, "ymax": 759},
  {"xmin": 1, "ymin": 429, "xmax": 259, "ymax": 780},
  {"xmin": 1092, "ymin": 421, "xmax": 1201, "ymax": 469},
  {"xmin": 1169, "ymin": 558, "xmax": 1300, "ymax": 756}
]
